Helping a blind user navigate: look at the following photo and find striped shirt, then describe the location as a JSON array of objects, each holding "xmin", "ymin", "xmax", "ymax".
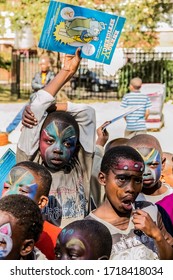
[{"xmin": 121, "ymin": 91, "xmax": 152, "ymax": 131}]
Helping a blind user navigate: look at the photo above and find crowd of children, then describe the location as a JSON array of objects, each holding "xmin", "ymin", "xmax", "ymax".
[{"xmin": 1, "ymin": 50, "xmax": 173, "ymax": 260}]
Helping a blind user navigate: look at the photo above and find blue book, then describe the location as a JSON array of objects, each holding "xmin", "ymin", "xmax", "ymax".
[
  {"xmin": 0, "ymin": 148, "xmax": 16, "ymax": 196},
  {"xmin": 38, "ymin": 1, "xmax": 126, "ymax": 65},
  {"xmin": 102, "ymin": 106, "xmax": 143, "ymax": 131}
]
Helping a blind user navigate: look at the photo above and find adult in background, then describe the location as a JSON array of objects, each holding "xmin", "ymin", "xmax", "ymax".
[
  {"xmin": 121, "ymin": 77, "xmax": 152, "ymax": 138},
  {"xmin": 5, "ymin": 55, "xmax": 55, "ymax": 135},
  {"xmin": 31, "ymin": 55, "xmax": 55, "ymax": 93}
]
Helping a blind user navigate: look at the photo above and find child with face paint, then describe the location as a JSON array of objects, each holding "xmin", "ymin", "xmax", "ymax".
[
  {"xmin": 1, "ymin": 161, "xmax": 61, "ymax": 259},
  {"xmin": 86, "ymin": 145, "xmax": 173, "ymax": 260},
  {"xmin": 128, "ymin": 134, "xmax": 173, "ymax": 204},
  {"xmin": 55, "ymin": 219, "xmax": 112, "ymax": 260},
  {"xmin": 0, "ymin": 194, "xmax": 45, "ymax": 260},
  {"xmin": 127, "ymin": 134, "xmax": 173, "ymax": 236},
  {"xmin": 16, "ymin": 49, "xmax": 103, "ymax": 228}
]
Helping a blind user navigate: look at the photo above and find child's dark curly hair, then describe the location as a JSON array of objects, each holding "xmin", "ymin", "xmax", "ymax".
[
  {"xmin": 101, "ymin": 145, "xmax": 144, "ymax": 175},
  {"xmin": 0, "ymin": 194, "xmax": 43, "ymax": 242}
]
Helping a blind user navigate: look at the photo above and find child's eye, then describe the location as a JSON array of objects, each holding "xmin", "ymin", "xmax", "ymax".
[
  {"xmin": 19, "ymin": 188, "xmax": 29, "ymax": 194},
  {"xmin": 116, "ymin": 175, "xmax": 127, "ymax": 182},
  {"xmin": 46, "ymin": 139, "xmax": 55, "ymax": 145},
  {"xmin": 64, "ymin": 141, "xmax": 71, "ymax": 148},
  {"xmin": 3, "ymin": 182, "xmax": 10, "ymax": 190},
  {"xmin": 134, "ymin": 178, "xmax": 143, "ymax": 184},
  {"xmin": 0, "ymin": 239, "xmax": 6, "ymax": 247},
  {"xmin": 150, "ymin": 162, "xmax": 159, "ymax": 168},
  {"xmin": 70, "ymin": 254, "xmax": 79, "ymax": 260},
  {"xmin": 18, "ymin": 184, "xmax": 30, "ymax": 194},
  {"xmin": 55, "ymin": 252, "xmax": 62, "ymax": 259}
]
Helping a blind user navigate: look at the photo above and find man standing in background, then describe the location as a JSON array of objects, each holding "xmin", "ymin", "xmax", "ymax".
[
  {"xmin": 5, "ymin": 55, "xmax": 55, "ymax": 134},
  {"xmin": 31, "ymin": 55, "xmax": 55, "ymax": 92}
]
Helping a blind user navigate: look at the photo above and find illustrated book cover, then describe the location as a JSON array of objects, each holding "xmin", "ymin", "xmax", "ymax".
[
  {"xmin": 0, "ymin": 148, "xmax": 16, "ymax": 196},
  {"xmin": 38, "ymin": 0, "xmax": 126, "ymax": 65}
]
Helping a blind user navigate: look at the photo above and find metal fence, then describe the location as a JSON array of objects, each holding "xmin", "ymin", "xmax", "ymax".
[
  {"xmin": 11, "ymin": 48, "xmax": 173, "ymax": 100},
  {"xmin": 11, "ymin": 49, "xmax": 40, "ymax": 99}
]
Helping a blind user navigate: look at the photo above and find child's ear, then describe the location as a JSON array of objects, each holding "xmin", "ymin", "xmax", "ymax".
[
  {"xmin": 20, "ymin": 239, "xmax": 34, "ymax": 257},
  {"xmin": 38, "ymin": 195, "xmax": 49, "ymax": 209},
  {"xmin": 98, "ymin": 172, "xmax": 106, "ymax": 186}
]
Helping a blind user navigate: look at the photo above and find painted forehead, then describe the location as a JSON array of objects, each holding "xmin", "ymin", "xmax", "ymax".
[
  {"xmin": 60, "ymin": 228, "xmax": 75, "ymax": 242},
  {"xmin": 60, "ymin": 228, "xmax": 85, "ymax": 242},
  {"xmin": 44, "ymin": 121, "xmax": 76, "ymax": 136},
  {"xmin": 114, "ymin": 158, "xmax": 144, "ymax": 172},
  {"xmin": 45, "ymin": 118, "xmax": 75, "ymax": 129},
  {"xmin": 7, "ymin": 166, "xmax": 36, "ymax": 182},
  {"xmin": 136, "ymin": 147, "xmax": 161, "ymax": 161}
]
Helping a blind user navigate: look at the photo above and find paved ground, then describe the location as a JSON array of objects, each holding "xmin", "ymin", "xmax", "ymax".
[{"xmin": 0, "ymin": 100, "xmax": 173, "ymax": 158}]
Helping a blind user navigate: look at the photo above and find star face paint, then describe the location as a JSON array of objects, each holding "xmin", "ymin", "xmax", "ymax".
[
  {"xmin": 39, "ymin": 120, "xmax": 78, "ymax": 170},
  {"xmin": 2, "ymin": 166, "xmax": 38, "ymax": 200},
  {"xmin": 136, "ymin": 147, "xmax": 162, "ymax": 188},
  {"xmin": 0, "ymin": 223, "xmax": 13, "ymax": 259}
]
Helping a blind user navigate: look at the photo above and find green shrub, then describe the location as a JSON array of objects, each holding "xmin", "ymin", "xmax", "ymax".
[{"xmin": 118, "ymin": 59, "xmax": 173, "ymax": 100}]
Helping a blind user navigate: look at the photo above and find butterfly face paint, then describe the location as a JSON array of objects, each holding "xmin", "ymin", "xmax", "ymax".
[
  {"xmin": 39, "ymin": 120, "xmax": 78, "ymax": 170},
  {"xmin": 136, "ymin": 147, "xmax": 162, "ymax": 188},
  {"xmin": 2, "ymin": 166, "xmax": 38, "ymax": 200},
  {"xmin": 0, "ymin": 223, "xmax": 13, "ymax": 259}
]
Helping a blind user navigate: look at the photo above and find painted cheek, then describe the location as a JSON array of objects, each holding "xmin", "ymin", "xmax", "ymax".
[
  {"xmin": 151, "ymin": 169, "xmax": 157, "ymax": 183},
  {"xmin": 39, "ymin": 140, "xmax": 49, "ymax": 160},
  {"xmin": 155, "ymin": 165, "xmax": 161, "ymax": 182},
  {"xmin": 63, "ymin": 147, "xmax": 73, "ymax": 161},
  {"xmin": 27, "ymin": 184, "xmax": 38, "ymax": 200},
  {"xmin": 154, "ymin": 154, "xmax": 162, "ymax": 182},
  {"xmin": 39, "ymin": 130, "xmax": 51, "ymax": 158},
  {"xmin": 40, "ymin": 142, "xmax": 47, "ymax": 155},
  {"xmin": 0, "ymin": 224, "xmax": 13, "ymax": 259}
]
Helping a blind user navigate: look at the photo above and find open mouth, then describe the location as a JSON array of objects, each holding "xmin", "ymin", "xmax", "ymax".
[{"xmin": 121, "ymin": 198, "xmax": 134, "ymax": 211}]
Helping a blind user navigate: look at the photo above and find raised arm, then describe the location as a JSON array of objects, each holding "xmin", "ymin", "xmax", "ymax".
[
  {"xmin": 17, "ymin": 50, "xmax": 81, "ymax": 161},
  {"xmin": 43, "ymin": 48, "xmax": 81, "ymax": 97}
]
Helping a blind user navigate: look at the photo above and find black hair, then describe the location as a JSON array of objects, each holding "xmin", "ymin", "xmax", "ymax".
[
  {"xmin": 56, "ymin": 219, "xmax": 112, "ymax": 259},
  {"xmin": 105, "ymin": 137, "xmax": 129, "ymax": 153},
  {"xmin": 0, "ymin": 194, "xmax": 43, "ymax": 242},
  {"xmin": 101, "ymin": 145, "xmax": 144, "ymax": 175},
  {"xmin": 15, "ymin": 161, "xmax": 52, "ymax": 197}
]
